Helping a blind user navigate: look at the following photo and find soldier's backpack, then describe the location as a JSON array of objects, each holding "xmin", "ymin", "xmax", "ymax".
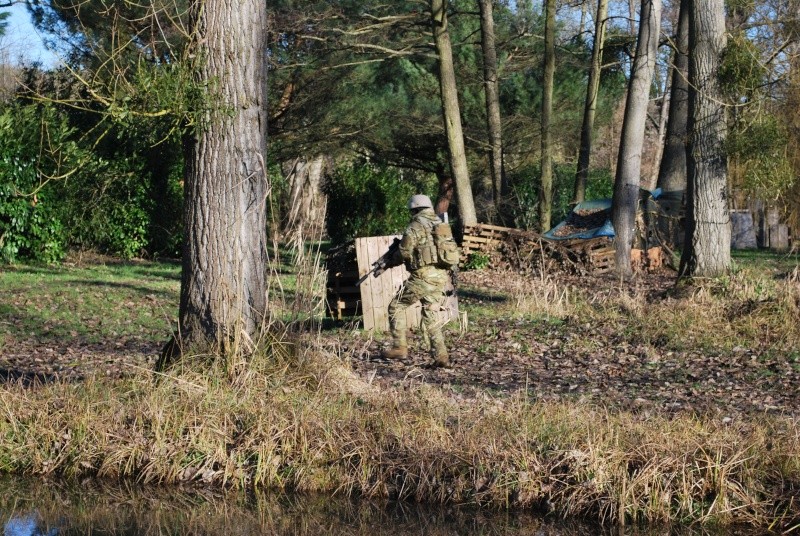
[{"xmin": 432, "ymin": 221, "xmax": 460, "ymax": 270}]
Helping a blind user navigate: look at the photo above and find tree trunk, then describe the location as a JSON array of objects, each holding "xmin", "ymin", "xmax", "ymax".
[
  {"xmin": 649, "ymin": 63, "xmax": 671, "ymax": 188},
  {"xmin": 431, "ymin": 0, "xmax": 477, "ymax": 227},
  {"xmin": 679, "ymin": 0, "xmax": 730, "ymax": 278},
  {"xmin": 611, "ymin": 0, "xmax": 661, "ymax": 278},
  {"xmin": 282, "ymin": 156, "xmax": 329, "ymax": 241},
  {"xmin": 435, "ymin": 170, "xmax": 455, "ymax": 216},
  {"xmin": 478, "ymin": 0, "xmax": 506, "ymax": 212},
  {"xmin": 573, "ymin": 0, "xmax": 609, "ymax": 204},
  {"xmin": 539, "ymin": 0, "xmax": 556, "ymax": 232},
  {"xmin": 656, "ymin": 0, "xmax": 689, "ymax": 193},
  {"xmin": 178, "ymin": 0, "xmax": 269, "ymax": 351}
]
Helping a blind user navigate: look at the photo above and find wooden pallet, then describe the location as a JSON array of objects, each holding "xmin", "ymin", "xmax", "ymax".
[
  {"xmin": 462, "ymin": 224, "xmax": 516, "ymax": 255},
  {"xmin": 582, "ymin": 238, "xmax": 615, "ymax": 274}
]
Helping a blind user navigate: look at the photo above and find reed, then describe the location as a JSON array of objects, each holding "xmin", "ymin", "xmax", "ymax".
[{"xmin": 1, "ymin": 340, "xmax": 800, "ymax": 530}]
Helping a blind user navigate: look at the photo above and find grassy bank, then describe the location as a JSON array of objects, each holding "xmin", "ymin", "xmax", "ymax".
[{"xmin": 1, "ymin": 252, "xmax": 799, "ymax": 530}]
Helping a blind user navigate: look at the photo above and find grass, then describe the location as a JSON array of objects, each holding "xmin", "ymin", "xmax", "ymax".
[
  {"xmin": 0, "ymin": 256, "xmax": 179, "ymax": 345},
  {"xmin": 0, "ymin": 250, "xmax": 799, "ymax": 530}
]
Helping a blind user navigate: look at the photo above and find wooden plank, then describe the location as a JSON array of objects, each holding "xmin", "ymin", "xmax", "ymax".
[
  {"xmin": 770, "ymin": 224, "xmax": 790, "ymax": 251},
  {"xmin": 355, "ymin": 237, "xmax": 374, "ymax": 330},
  {"xmin": 376, "ymin": 237, "xmax": 394, "ymax": 332},
  {"xmin": 464, "ymin": 223, "xmax": 515, "ymax": 233},
  {"xmin": 355, "ymin": 235, "xmax": 404, "ymax": 332}
]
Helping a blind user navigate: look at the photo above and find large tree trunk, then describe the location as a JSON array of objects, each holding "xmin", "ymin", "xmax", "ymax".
[
  {"xmin": 679, "ymin": 0, "xmax": 730, "ymax": 278},
  {"xmin": 656, "ymin": 0, "xmax": 689, "ymax": 193},
  {"xmin": 431, "ymin": 0, "xmax": 477, "ymax": 227},
  {"xmin": 178, "ymin": 0, "xmax": 269, "ymax": 351},
  {"xmin": 611, "ymin": 0, "xmax": 661, "ymax": 278},
  {"xmin": 539, "ymin": 0, "xmax": 556, "ymax": 232},
  {"xmin": 478, "ymin": 0, "xmax": 506, "ymax": 214},
  {"xmin": 573, "ymin": 0, "xmax": 609, "ymax": 204}
]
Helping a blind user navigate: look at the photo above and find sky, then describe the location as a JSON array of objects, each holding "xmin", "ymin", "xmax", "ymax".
[{"xmin": 1, "ymin": 3, "xmax": 59, "ymax": 67}]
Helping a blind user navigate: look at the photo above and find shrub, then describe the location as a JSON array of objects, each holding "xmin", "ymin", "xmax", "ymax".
[
  {"xmin": 0, "ymin": 106, "xmax": 67, "ymax": 263},
  {"xmin": 324, "ymin": 162, "xmax": 435, "ymax": 245}
]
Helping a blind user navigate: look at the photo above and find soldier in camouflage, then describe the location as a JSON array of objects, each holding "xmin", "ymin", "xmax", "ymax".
[{"xmin": 382, "ymin": 194, "xmax": 450, "ymax": 367}]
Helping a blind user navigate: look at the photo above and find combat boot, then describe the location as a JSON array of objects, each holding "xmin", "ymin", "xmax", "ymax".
[
  {"xmin": 432, "ymin": 347, "xmax": 450, "ymax": 368},
  {"xmin": 381, "ymin": 346, "xmax": 408, "ymax": 359}
]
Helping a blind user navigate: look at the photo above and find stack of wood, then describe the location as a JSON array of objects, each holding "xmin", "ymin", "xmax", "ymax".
[
  {"xmin": 462, "ymin": 224, "xmax": 616, "ymax": 275},
  {"xmin": 325, "ymin": 241, "xmax": 361, "ymax": 320}
]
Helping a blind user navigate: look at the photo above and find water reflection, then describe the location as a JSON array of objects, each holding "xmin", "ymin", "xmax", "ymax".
[
  {"xmin": 0, "ymin": 476, "xmax": 740, "ymax": 535},
  {"xmin": 4, "ymin": 513, "xmax": 58, "ymax": 536}
]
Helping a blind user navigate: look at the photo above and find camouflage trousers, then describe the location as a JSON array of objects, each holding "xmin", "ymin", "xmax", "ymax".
[{"xmin": 388, "ymin": 266, "xmax": 448, "ymax": 355}]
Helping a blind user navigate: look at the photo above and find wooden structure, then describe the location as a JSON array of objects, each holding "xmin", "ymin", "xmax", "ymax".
[
  {"xmin": 326, "ymin": 235, "xmax": 458, "ymax": 332},
  {"xmin": 462, "ymin": 223, "xmax": 510, "ymax": 256},
  {"xmin": 731, "ymin": 195, "xmax": 794, "ymax": 251},
  {"xmin": 463, "ymin": 224, "xmax": 618, "ymax": 274}
]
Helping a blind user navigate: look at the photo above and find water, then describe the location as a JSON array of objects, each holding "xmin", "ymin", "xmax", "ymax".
[{"xmin": 0, "ymin": 476, "xmax": 731, "ymax": 535}]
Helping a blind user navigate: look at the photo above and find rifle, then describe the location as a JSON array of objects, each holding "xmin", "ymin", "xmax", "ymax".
[{"xmin": 355, "ymin": 237, "xmax": 402, "ymax": 287}]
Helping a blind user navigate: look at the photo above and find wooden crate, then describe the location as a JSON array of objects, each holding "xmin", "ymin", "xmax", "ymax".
[{"xmin": 586, "ymin": 241, "xmax": 616, "ymax": 274}]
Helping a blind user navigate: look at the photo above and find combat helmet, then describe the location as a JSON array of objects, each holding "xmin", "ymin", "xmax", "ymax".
[{"xmin": 408, "ymin": 194, "xmax": 433, "ymax": 210}]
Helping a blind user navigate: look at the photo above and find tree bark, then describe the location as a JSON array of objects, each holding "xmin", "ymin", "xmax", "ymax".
[
  {"xmin": 478, "ymin": 0, "xmax": 506, "ymax": 212},
  {"xmin": 539, "ymin": 0, "xmax": 556, "ymax": 232},
  {"xmin": 178, "ymin": 0, "xmax": 269, "ymax": 351},
  {"xmin": 611, "ymin": 0, "xmax": 661, "ymax": 278},
  {"xmin": 435, "ymin": 170, "xmax": 455, "ymax": 216},
  {"xmin": 282, "ymin": 156, "xmax": 329, "ymax": 241},
  {"xmin": 649, "ymin": 63, "xmax": 671, "ymax": 188},
  {"xmin": 679, "ymin": 0, "xmax": 730, "ymax": 278},
  {"xmin": 656, "ymin": 0, "xmax": 689, "ymax": 193},
  {"xmin": 573, "ymin": 0, "xmax": 609, "ymax": 204},
  {"xmin": 431, "ymin": 0, "xmax": 477, "ymax": 227}
]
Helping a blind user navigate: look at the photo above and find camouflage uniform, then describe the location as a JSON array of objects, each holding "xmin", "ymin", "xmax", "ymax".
[{"xmin": 386, "ymin": 207, "xmax": 450, "ymax": 365}]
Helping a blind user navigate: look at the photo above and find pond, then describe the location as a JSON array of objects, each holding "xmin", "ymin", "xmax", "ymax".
[{"xmin": 0, "ymin": 476, "xmax": 736, "ymax": 535}]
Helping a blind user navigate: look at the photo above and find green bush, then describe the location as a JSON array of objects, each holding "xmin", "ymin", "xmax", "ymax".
[
  {"xmin": 58, "ymin": 162, "xmax": 154, "ymax": 259},
  {"xmin": 0, "ymin": 106, "xmax": 67, "ymax": 263},
  {"xmin": 324, "ymin": 162, "xmax": 435, "ymax": 245},
  {"xmin": 463, "ymin": 251, "xmax": 490, "ymax": 271},
  {"xmin": 0, "ymin": 99, "xmax": 185, "ymax": 262}
]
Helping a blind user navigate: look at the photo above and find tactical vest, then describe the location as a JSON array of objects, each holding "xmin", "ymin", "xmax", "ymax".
[{"xmin": 409, "ymin": 219, "xmax": 459, "ymax": 270}]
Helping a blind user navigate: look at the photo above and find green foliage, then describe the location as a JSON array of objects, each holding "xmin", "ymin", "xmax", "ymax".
[
  {"xmin": 728, "ymin": 115, "xmax": 796, "ymax": 200},
  {"xmin": 463, "ymin": 251, "xmax": 490, "ymax": 271},
  {"xmin": 0, "ymin": 106, "xmax": 67, "ymax": 263},
  {"xmin": 61, "ymin": 164, "xmax": 154, "ymax": 259},
  {"xmin": 324, "ymin": 163, "xmax": 434, "ymax": 245},
  {"xmin": 0, "ymin": 11, "xmax": 9, "ymax": 37},
  {"xmin": 506, "ymin": 164, "xmax": 613, "ymax": 231},
  {"xmin": 719, "ymin": 32, "xmax": 767, "ymax": 98},
  {"xmin": 0, "ymin": 91, "xmax": 185, "ymax": 263}
]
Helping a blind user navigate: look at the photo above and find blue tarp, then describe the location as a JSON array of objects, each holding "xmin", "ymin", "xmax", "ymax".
[{"xmin": 543, "ymin": 189, "xmax": 662, "ymax": 241}]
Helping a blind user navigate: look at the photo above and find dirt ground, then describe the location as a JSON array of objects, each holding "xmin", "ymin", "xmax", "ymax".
[
  {"xmin": 335, "ymin": 269, "xmax": 800, "ymax": 421},
  {"xmin": 3, "ymin": 266, "xmax": 799, "ymax": 422}
]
